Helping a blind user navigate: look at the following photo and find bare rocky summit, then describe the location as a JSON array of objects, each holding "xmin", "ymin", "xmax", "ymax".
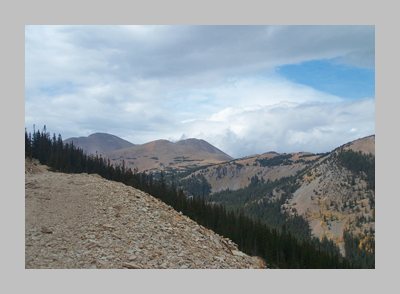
[
  {"xmin": 25, "ymin": 160, "xmax": 264, "ymax": 269},
  {"xmin": 341, "ymin": 135, "xmax": 375, "ymax": 155},
  {"xmin": 64, "ymin": 133, "xmax": 233, "ymax": 173},
  {"xmin": 107, "ymin": 138, "xmax": 233, "ymax": 173},
  {"xmin": 64, "ymin": 133, "xmax": 134, "ymax": 155}
]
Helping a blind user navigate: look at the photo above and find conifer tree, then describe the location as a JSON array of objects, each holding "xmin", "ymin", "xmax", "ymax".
[{"xmin": 24, "ymin": 126, "xmax": 366, "ymax": 268}]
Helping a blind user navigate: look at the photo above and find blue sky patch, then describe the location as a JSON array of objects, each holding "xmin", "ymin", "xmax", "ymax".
[
  {"xmin": 25, "ymin": 26, "xmax": 375, "ymax": 156},
  {"xmin": 277, "ymin": 59, "xmax": 375, "ymax": 99}
]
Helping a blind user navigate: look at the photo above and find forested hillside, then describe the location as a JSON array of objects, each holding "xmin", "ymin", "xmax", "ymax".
[
  {"xmin": 180, "ymin": 136, "xmax": 375, "ymax": 268},
  {"xmin": 25, "ymin": 126, "xmax": 357, "ymax": 268}
]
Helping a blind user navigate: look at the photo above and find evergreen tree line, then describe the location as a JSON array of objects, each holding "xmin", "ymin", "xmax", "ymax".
[
  {"xmin": 210, "ymin": 162, "xmax": 375, "ymax": 268},
  {"xmin": 25, "ymin": 127, "xmax": 355, "ymax": 268},
  {"xmin": 209, "ymin": 173, "xmax": 345, "ymax": 260},
  {"xmin": 255, "ymin": 154, "xmax": 293, "ymax": 167},
  {"xmin": 343, "ymin": 230, "xmax": 375, "ymax": 269},
  {"xmin": 210, "ymin": 175, "xmax": 313, "ymax": 240},
  {"xmin": 179, "ymin": 174, "xmax": 212, "ymax": 198},
  {"xmin": 336, "ymin": 149, "xmax": 375, "ymax": 190}
]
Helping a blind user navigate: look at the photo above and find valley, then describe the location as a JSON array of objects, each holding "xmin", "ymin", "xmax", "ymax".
[{"xmin": 63, "ymin": 132, "xmax": 375, "ymax": 267}]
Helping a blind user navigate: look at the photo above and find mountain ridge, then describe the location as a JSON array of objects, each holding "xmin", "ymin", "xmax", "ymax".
[
  {"xmin": 180, "ymin": 135, "xmax": 375, "ymax": 263},
  {"xmin": 107, "ymin": 137, "xmax": 233, "ymax": 173},
  {"xmin": 64, "ymin": 133, "xmax": 233, "ymax": 173},
  {"xmin": 64, "ymin": 133, "xmax": 134, "ymax": 155},
  {"xmin": 25, "ymin": 159, "xmax": 264, "ymax": 269},
  {"xmin": 25, "ymin": 129, "xmax": 370, "ymax": 268}
]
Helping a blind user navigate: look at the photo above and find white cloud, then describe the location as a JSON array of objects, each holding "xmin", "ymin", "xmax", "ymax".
[
  {"xmin": 25, "ymin": 25, "xmax": 375, "ymax": 157},
  {"xmin": 25, "ymin": 25, "xmax": 374, "ymax": 90},
  {"xmin": 177, "ymin": 98, "xmax": 375, "ymax": 157}
]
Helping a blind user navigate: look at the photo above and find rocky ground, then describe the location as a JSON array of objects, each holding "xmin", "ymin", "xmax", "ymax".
[
  {"xmin": 283, "ymin": 151, "xmax": 375, "ymax": 255},
  {"xmin": 25, "ymin": 160, "xmax": 264, "ymax": 269},
  {"xmin": 185, "ymin": 152, "xmax": 315, "ymax": 193}
]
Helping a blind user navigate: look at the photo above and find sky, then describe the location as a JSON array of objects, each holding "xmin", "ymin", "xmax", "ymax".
[{"xmin": 25, "ymin": 25, "xmax": 375, "ymax": 158}]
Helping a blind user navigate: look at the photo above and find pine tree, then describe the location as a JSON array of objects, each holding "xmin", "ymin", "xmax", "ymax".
[{"xmin": 24, "ymin": 126, "xmax": 361, "ymax": 269}]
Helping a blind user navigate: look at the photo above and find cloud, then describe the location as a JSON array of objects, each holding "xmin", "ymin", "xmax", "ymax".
[
  {"xmin": 25, "ymin": 25, "xmax": 374, "ymax": 88},
  {"xmin": 180, "ymin": 98, "xmax": 375, "ymax": 157},
  {"xmin": 25, "ymin": 25, "xmax": 375, "ymax": 157}
]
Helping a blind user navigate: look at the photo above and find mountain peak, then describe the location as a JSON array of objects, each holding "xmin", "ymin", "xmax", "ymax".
[
  {"xmin": 178, "ymin": 138, "xmax": 205, "ymax": 143},
  {"xmin": 64, "ymin": 133, "xmax": 134, "ymax": 154},
  {"xmin": 176, "ymin": 138, "xmax": 232, "ymax": 158},
  {"xmin": 107, "ymin": 137, "xmax": 232, "ymax": 172},
  {"xmin": 88, "ymin": 132, "xmax": 115, "ymax": 137},
  {"xmin": 340, "ymin": 134, "xmax": 375, "ymax": 155}
]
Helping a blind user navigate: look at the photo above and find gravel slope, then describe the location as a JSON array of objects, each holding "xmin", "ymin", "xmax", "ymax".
[{"xmin": 25, "ymin": 160, "xmax": 264, "ymax": 269}]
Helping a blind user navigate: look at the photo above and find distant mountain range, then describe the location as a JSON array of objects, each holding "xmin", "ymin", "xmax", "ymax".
[
  {"xmin": 64, "ymin": 133, "xmax": 134, "ymax": 155},
  {"xmin": 64, "ymin": 132, "xmax": 375, "ymax": 263},
  {"xmin": 64, "ymin": 133, "xmax": 232, "ymax": 172},
  {"xmin": 180, "ymin": 135, "xmax": 375, "ymax": 262}
]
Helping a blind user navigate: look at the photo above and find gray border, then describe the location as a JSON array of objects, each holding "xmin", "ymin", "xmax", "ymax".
[{"xmin": 1, "ymin": 0, "xmax": 396, "ymax": 293}]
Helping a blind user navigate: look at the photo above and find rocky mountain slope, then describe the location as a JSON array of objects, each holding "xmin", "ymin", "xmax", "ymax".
[
  {"xmin": 64, "ymin": 133, "xmax": 233, "ymax": 173},
  {"xmin": 183, "ymin": 151, "xmax": 321, "ymax": 193},
  {"xmin": 107, "ymin": 138, "xmax": 233, "ymax": 172},
  {"xmin": 181, "ymin": 135, "xmax": 375, "ymax": 258},
  {"xmin": 64, "ymin": 133, "xmax": 134, "ymax": 155},
  {"xmin": 25, "ymin": 159, "xmax": 263, "ymax": 269},
  {"xmin": 342, "ymin": 135, "xmax": 375, "ymax": 155},
  {"xmin": 282, "ymin": 135, "xmax": 375, "ymax": 255}
]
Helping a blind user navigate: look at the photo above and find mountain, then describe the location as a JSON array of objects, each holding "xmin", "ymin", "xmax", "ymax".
[
  {"xmin": 282, "ymin": 135, "xmax": 375, "ymax": 256},
  {"xmin": 341, "ymin": 134, "xmax": 375, "ymax": 155},
  {"xmin": 181, "ymin": 151, "xmax": 322, "ymax": 194},
  {"xmin": 25, "ymin": 159, "xmax": 264, "ymax": 269},
  {"xmin": 64, "ymin": 133, "xmax": 134, "ymax": 155},
  {"xmin": 107, "ymin": 138, "xmax": 233, "ymax": 172},
  {"xmin": 27, "ymin": 130, "xmax": 351, "ymax": 269},
  {"xmin": 180, "ymin": 135, "xmax": 375, "ymax": 265}
]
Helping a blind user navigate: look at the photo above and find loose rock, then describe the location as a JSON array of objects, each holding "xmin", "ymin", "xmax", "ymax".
[{"xmin": 25, "ymin": 160, "xmax": 265, "ymax": 269}]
